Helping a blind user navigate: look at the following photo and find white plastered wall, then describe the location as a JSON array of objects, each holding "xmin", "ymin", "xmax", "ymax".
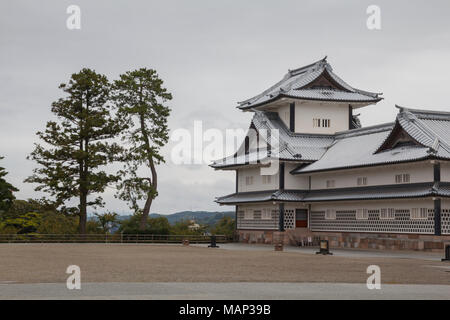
[
  {"xmin": 309, "ymin": 161, "xmax": 433, "ymax": 190},
  {"xmin": 284, "ymin": 162, "xmax": 309, "ymax": 189},
  {"xmin": 238, "ymin": 166, "xmax": 279, "ymax": 192},
  {"xmin": 295, "ymin": 102, "xmax": 349, "ymax": 134},
  {"xmin": 440, "ymin": 161, "xmax": 450, "ymax": 182}
]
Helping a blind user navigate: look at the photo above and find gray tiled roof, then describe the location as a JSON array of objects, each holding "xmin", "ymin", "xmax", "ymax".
[
  {"xmin": 293, "ymin": 107, "xmax": 450, "ymax": 174},
  {"xmin": 213, "ymin": 106, "xmax": 450, "ymax": 171},
  {"xmin": 302, "ymin": 182, "xmax": 444, "ymax": 202},
  {"xmin": 393, "ymin": 106, "xmax": 450, "ymax": 156},
  {"xmin": 238, "ymin": 57, "xmax": 382, "ymax": 109},
  {"xmin": 216, "ymin": 183, "xmax": 450, "ymax": 205},
  {"xmin": 211, "ymin": 111, "xmax": 334, "ymax": 169},
  {"xmin": 215, "ymin": 190, "xmax": 280, "ymax": 204}
]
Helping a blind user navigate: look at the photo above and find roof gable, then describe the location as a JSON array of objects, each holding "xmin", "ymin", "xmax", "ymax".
[
  {"xmin": 238, "ymin": 57, "xmax": 382, "ymax": 110},
  {"xmin": 375, "ymin": 121, "xmax": 423, "ymax": 153},
  {"xmin": 300, "ymin": 69, "xmax": 352, "ymax": 92}
]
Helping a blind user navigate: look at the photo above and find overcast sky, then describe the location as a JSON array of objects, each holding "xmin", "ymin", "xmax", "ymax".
[{"xmin": 1, "ymin": 0, "xmax": 450, "ymax": 215}]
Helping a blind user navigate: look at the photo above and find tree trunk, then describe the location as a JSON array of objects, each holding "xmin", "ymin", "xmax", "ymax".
[
  {"xmin": 79, "ymin": 191, "xmax": 87, "ymax": 234},
  {"xmin": 140, "ymin": 196, "xmax": 153, "ymax": 230},
  {"xmin": 138, "ymin": 111, "xmax": 158, "ymax": 231}
]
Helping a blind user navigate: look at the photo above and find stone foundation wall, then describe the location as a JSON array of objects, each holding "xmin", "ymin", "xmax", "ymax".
[
  {"xmin": 315, "ymin": 232, "xmax": 450, "ymax": 252},
  {"xmin": 237, "ymin": 229, "xmax": 450, "ymax": 252}
]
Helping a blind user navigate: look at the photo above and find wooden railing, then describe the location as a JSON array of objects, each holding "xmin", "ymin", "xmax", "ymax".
[{"xmin": 0, "ymin": 234, "xmax": 231, "ymax": 244}]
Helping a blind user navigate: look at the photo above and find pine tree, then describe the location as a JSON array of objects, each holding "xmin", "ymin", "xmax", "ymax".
[
  {"xmin": 26, "ymin": 69, "xmax": 122, "ymax": 234},
  {"xmin": 0, "ymin": 156, "xmax": 19, "ymax": 215},
  {"xmin": 113, "ymin": 68, "xmax": 172, "ymax": 231}
]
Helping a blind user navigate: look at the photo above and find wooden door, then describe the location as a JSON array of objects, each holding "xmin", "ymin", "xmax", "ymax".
[{"xmin": 295, "ymin": 209, "xmax": 308, "ymax": 228}]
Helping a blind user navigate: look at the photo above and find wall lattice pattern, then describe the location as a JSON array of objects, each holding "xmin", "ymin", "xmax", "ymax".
[
  {"xmin": 284, "ymin": 209, "xmax": 295, "ymax": 230},
  {"xmin": 310, "ymin": 209, "xmax": 436, "ymax": 234}
]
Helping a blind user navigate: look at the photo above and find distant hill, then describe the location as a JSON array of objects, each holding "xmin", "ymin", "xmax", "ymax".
[{"xmin": 116, "ymin": 211, "xmax": 234, "ymax": 226}]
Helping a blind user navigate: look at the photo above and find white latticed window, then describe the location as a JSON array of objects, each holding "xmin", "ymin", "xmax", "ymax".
[
  {"xmin": 411, "ymin": 208, "xmax": 428, "ymax": 219},
  {"xmin": 326, "ymin": 180, "xmax": 335, "ymax": 188},
  {"xmin": 313, "ymin": 118, "xmax": 331, "ymax": 128},
  {"xmin": 325, "ymin": 209, "xmax": 336, "ymax": 220},
  {"xmin": 284, "ymin": 209, "xmax": 295, "ymax": 229},
  {"xmin": 245, "ymin": 176, "xmax": 253, "ymax": 185},
  {"xmin": 395, "ymin": 173, "xmax": 410, "ymax": 184},
  {"xmin": 262, "ymin": 175, "xmax": 271, "ymax": 184},
  {"xmin": 380, "ymin": 208, "xmax": 395, "ymax": 219},
  {"xmin": 261, "ymin": 208, "xmax": 272, "ymax": 220},
  {"xmin": 357, "ymin": 177, "xmax": 367, "ymax": 186},
  {"xmin": 356, "ymin": 208, "xmax": 368, "ymax": 220},
  {"xmin": 244, "ymin": 210, "xmax": 253, "ymax": 220}
]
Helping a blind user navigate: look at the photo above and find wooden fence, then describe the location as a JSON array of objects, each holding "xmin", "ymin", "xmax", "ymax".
[{"xmin": 0, "ymin": 234, "xmax": 231, "ymax": 244}]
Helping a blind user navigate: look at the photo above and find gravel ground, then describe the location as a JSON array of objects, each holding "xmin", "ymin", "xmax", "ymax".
[{"xmin": 0, "ymin": 243, "xmax": 449, "ymax": 285}]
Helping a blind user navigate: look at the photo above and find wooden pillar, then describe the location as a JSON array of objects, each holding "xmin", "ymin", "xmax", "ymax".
[
  {"xmin": 289, "ymin": 102, "xmax": 295, "ymax": 132},
  {"xmin": 434, "ymin": 162, "xmax": 441, "ymax": 236},
  {"xmin": 279, "ymin": 203, "xmax": 285, "ymax": 232}
]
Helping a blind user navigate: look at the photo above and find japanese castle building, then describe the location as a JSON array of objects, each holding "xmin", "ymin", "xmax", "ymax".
[{"xmin": 212, "ymin": 57, "xmax": 450, "ymax": 251}]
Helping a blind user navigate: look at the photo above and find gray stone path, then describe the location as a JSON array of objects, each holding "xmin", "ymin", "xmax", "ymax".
[{"xmin": 1, "ymin": 282, "xmax": 449, "ymax": 300}]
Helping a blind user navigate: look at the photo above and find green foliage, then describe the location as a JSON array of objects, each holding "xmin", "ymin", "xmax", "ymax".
[
  {"xmin": 94, "ymin": 212, "xmax": 119, "ymax": 233},
  {"xmin": 5, "ymin": 199, "xmax": 56, "ymax": 218},
  {"xmin": 36, "ymin": 211, "xmax": 78, "ymax": 234},
  {"xmin": 119, "ymin": 213, "xmax": 171, "ymax": 234},
  {"xmin": 170, "ymin": 220, "xmax": 207, "ymax": 235},
  {"xmin": 0, "ymin": 156, "xmax": 19, "ymax": 215},
  {"xmin": 86, "ymin": 219, "xmax": 104, "ymax": 234},
  {"xmin": 25, "ymin": 69, "xmax": 123, "ymax": 234},
  {"xmin": 113, "ymin": 68, "xmax": 172, "ymax": 230},
  {"xmin": 0, "ymin": 199, "xmax": 78, "ymax": 234},
  {"xmin": 211, "ymin": 216, "xmax": 235, "ymax": 237},
  {"xmin": 0, "ymin": 212, "xmax": 41, "ymax": 234}
]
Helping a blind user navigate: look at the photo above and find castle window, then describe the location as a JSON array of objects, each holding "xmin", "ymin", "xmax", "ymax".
[
  {"xmin": 380, "ymin": 208, "xmax": 395, "ymax": 219},
  {"xmin": 313, "ymin": 118, "xmax": 331, "ymax": 128},
  {"xmin": 245, "ymin": 176, "xmax": 253, "ymax": 185},
  {"xmin": 395, "ymin": 173, "xmax": 410, "ymax": 183},
  {"xmin": 253, "ymin": 210, "xmax": 262, "ymax": 219},
  {"xmin": 325, "ymin": 209, "xmax": 336, "ymax": 220},
  {"xmin": 326, "ymin": 180, "xmax": 335, "ymax": 188},
  {"xmin": 313, "ymin": 118, "xmax": 321, "ymax": 127},
  {"xmin": 244, "ymin": 210, "xmax": 254, "ymax": 220},
  {"xmin": 262, "ymin": 175, "xmax": 272, "ymax": 184},
  {"xmin": 357, "ymin": 177, "xmax": 367, "ymax": 186},
  {"xmin": 356, "ymin": 208, "xmax": 368, "ymax": 220},
  {"xmin": 411, "ymin": 208, "xmax": 428, "ymax": 219},
  {"xmin": 261, "ymin": 208, "xmax": 272, "ymax": 220}
]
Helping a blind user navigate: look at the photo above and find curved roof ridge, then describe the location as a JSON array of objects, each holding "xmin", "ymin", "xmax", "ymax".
[
  {"xmin": 335, "ymin": 122, "xmax": 394, "ymax": 139},
  {"xmin": 287, "ymin": 56, "xmax": 327, "ymax": 76},
  {"xmin": 239, "ymin": 58, "xmax": 327, "ymax": 106},
  {"xmin": 238, "ymin": 58, "xmax": 383, "ymax": 110},
  {"xmin": 398, "ymin": 109, "xmax": 450, "ymax": 154},
  {"xmin": 396, "ymin": 105, "xmax": 450, "ymax": 119}
]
